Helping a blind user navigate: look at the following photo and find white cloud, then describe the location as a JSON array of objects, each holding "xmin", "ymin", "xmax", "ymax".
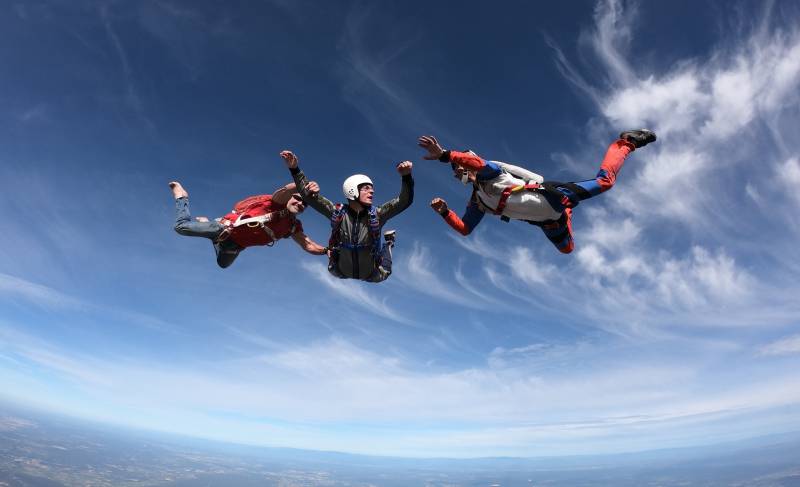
[
  {"xmin": 587, "ymin": 0, "xmax": 637, "ymax": 86},
  {"xmin": 602, "ymin": 72, "xmax": 709, "ymax": 137},
  {"xmin": 4, "ymin": 0, "xmax": 800, "ymax": 459},
  {"xmin": 616, "ymin": 144, "xmax": 712, "ymax": 222},
  {"xmin": 537, "ymin": 0, "xmax": 800, "ymax": 336},
  {"xmin": 776, "ymin": 157, "xmax": 800, "ymax": 206},
  {"xmin": 0, "ymin": 272, "xmax": 84, "ymax": 310},
  {"xmin": 335, "ymin": 4, "xmax": 453, "ymax": 149},
  {"xmin": 4, "ymin": 323, "xmax": 800, "ymax": 456},
  {"xmin": 579, "ymin": 209, "xmax": 642, "ymax": 250},
  {"xmin": 507, "ymin": 246, "xmax": 557, "ymax": 286},
  {"xmin": 300, "ymin": 261, "xmax": 413, "ymax": 325},
  {"xmin": 18, "ymin": 103, "xmax": 50, "ymax": 124},
  {"xmin": 758, "ymin": 334, "xmax": 800, "ymax": 356},
  {"xmin": 703, "ymin": 64, "xmax": 756, "ymax": 138},
  {"xmin": 0, "ymin": 273, "xmax": 185, "ymax": 334},
  {"xmin": 394, "ymin": 241, "xmax": 487, "ymax": 308},
  {"xmin": 755, "ymin": 32, "xmax": 800, "ymax": 112},
  {"xmin": 100, "ymin": 3, "xmax": 154, "ymax": 131}
]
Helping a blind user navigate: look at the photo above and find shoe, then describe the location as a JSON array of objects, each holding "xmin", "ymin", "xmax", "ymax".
[
  {"xmin": 619, "ymin": 129, "xmax": 656, "ymax": 148},
  {"xmin": 383, "ymin": 230, "xmax": 396, "ymax": 246}
]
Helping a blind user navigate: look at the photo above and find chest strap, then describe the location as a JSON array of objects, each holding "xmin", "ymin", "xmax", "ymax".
[
  {"xmin": 217, "ymin": 210, "xmax": 292, "ymax": 244},
  {"xmin": 493, "ymin": 183, "xmax": 544, "ymax": 215},
  {"xmin": 231, "ymin": 209, "xmax": 289, "ymax": 228}
]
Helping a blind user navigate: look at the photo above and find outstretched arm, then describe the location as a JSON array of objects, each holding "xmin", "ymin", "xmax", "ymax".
[
  {"xmin": 280, "ymin": 150, "xmax": 335, "ymax": 218},
  {"xmin": 430, "ymin": 197, "xmax": 484, "ymax": 236},
  {"xmin": 377, "ymin": 161, "xmax": 414, "ymax": 223},
  {"xmin": 291, "ymin": 230, "xmax": 328, "ymax": 255},
  {"xmin": 271, "ymin": 182, "xmax": 297, "ymax": 206},
  {"xmin": 418, "ymin": 135, "xmax": 499, "ymax": 179}
]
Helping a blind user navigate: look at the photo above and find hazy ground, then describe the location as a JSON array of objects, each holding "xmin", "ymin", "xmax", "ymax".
[{"xmin": 1, "ymin": 404, "xmax": 799, "ymax": 487}]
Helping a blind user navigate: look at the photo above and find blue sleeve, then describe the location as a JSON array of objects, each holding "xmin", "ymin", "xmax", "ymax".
[
  {"xmin": 476, "ymin": 160, "xmax": 502, "ymax": 181},
  {"xmin": 462, "ymin": 200, "xmax": 485, "ymax": 232}
]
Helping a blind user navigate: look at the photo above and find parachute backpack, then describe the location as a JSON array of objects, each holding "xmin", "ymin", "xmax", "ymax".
[
  {"xmin": 217, "ymin": 194, "xmax": 296, "ymax": 248},
  {"xmin": 328, "ymin": 203, "xmax": 383, "ymax": 267}
]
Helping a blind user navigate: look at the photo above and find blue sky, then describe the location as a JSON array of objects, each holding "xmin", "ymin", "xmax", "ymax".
[{"xmin": 1, "ymin": 0, "xmax": 800, "ymax": 458}]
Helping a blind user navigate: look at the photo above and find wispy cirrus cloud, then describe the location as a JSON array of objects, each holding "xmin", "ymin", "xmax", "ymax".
[
  {"xmin": 335, "ymin": 3, "xmax": 458, "ymax": 152},
  {"xmin": 0, "ymin": 272, "xmax": 84, "ymax": 310},
  {"xmin": 300, "ymin": 261, "xmax": 414, "ymax": 325},
  {"xmin": 394, "ymin": 241, "xmax": 491, "ymax": 309},
  {"xmin": 529, "ymin": 0, "xmax": 800, "ymax": 336},
  {"xmin": 0, "ymin": 272, "xmax": 183, "ymax": 334},
  {"xmin": 99, "ymin": 3, "xmax": 155, "ymax": 132},
  {"xmin": 3, "ymin": 323, "xmax": 799, "ymax": 456},
  {"xmin": 777, "ymin": 157, "xmax": 800, "ymax": 208},
  {"xmin": 18, "ymin": 103, "xmax": 50, "ymax": 124},
  {"xmin": 758, "ymin": 334, "xmax": 800, "ymax": 357}
]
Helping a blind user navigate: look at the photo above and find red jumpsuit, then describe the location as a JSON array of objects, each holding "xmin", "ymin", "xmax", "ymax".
[{"xmin": 438, "ymin": 139, "xmax": 636, "ymax": 253}]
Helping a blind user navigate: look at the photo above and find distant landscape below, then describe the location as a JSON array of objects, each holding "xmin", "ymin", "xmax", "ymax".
[{"xmin": 1, "ymin": 403, "xmax": 799, "ymax": 487}]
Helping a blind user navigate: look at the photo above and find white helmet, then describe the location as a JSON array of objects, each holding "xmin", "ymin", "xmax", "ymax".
[{"xmin": 342, "ymin": 174, "xmax": 373, "ymax": 200}]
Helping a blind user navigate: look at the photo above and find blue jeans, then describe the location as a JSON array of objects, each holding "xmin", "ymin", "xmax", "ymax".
[{"xmin": 173, "ymin": 197, "xmax": 241, "ymax": 268}]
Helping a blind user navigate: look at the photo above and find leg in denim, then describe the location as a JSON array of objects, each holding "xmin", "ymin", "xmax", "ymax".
[
  {"xmin": 174, "ymin": 197, "xmax": 241, "ymax": 268},
  {"xmin": 173, "ymin": 197, "xmax": 224, "ymax": 239}
]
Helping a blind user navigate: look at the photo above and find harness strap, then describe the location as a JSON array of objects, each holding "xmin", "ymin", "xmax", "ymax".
[
  {"xmin": 328, "ymin": 204, "xmax": 383, "ymax": 269},
  {"xmin": 340, "ymin": 243, "xmax": 372, "ymax": 250},
  {"xmin": 328, "ymin": 203, "xmax": 346, "ymax": 250},
  {"xmin": 219, "ymin": 209, "xmax": 290, "ymax": 245},
  {"xmin": 493, "ymin": 183, "xmax": 543, "ymax": 215},
  {"xmin": 540, "ymin": 181, "xmax": 590, "ymax": 209},
  {"xmin": 232, "ymin": 209, "xmax": 288, "ymax": 228},
  {"xmin": 261, "ymin": 225, "xmax": 277, "ymax": 243},
  {"xmin": 367, "ymin": 206, "xmax": 382, "ymax": 259},
  {"xmin": 216, "ymin": 228, "xmax": 231, "ymax": 242}
]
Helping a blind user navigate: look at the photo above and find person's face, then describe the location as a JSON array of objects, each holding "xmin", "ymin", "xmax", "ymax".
[
  {"xmin": 286, "ymin": 194, "xmax": 305, "ymax": 214},
  {"xmin": 453, "ymin": 167, "xmax": 476, "ymax": 184},
  {"xmin": 358, "ymin": 183, "xmax": 374, "ymax": 206}
]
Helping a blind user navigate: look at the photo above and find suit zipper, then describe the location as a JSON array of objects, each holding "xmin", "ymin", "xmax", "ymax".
[{"xmin": 351, "ymin": 212, "xmax": 360, "ymax": 278}]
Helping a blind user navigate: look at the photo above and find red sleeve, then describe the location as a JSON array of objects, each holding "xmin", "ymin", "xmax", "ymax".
[
  {"xmin": 448, "ymin": 150, "xmax": 486, "ymax": 171},
  {"xmin": 443, "ymin": 209, "xmax": 470, "ymax": 236}
]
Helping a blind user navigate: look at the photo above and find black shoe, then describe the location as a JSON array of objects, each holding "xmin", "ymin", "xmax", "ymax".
[{"xmin": 619, "ymin": 129, "xmax": 656, "ymax": 148}]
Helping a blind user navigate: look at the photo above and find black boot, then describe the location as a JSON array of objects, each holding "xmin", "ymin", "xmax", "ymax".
[{"xmin": 619, "ymin": 129, "xmax": 657, "ymax": 148}]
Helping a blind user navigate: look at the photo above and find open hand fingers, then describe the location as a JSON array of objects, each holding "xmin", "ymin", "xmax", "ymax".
[{"xmin": 279, "ymin": 150, "xmax": 298, "ymax": 166}]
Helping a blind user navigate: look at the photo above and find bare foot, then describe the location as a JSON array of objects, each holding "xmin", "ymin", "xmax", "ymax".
[{"xmin": 169, "ymin": 181, "xmax": 188, "ymax": 199}]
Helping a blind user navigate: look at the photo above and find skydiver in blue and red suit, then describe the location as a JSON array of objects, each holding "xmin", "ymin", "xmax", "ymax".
[{"xmin": 419, "ymin": 130, "xmax": 656, "ymax": 253}]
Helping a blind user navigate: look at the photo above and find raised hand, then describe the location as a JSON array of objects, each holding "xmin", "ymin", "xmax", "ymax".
[
  {"xmin": 418, "ymin": 135, "xmax": 444, "ymax": 161},
  {"xmin": 280, "ymin": 150, "xmax": 298, "ymax": 169},
  {"xmin": 430, "ymin": 197, "xmax": 449, "ymax": 215},
  {"xmin": 396, "ymin": 160, "xmax": 413, "ymax": 176},
  {"xmin": 304, "ymin": 181, "xmax": 320, "ymax": 195}
]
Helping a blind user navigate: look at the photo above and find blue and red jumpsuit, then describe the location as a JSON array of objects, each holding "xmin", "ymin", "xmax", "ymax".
[{"xmin": 437, "ymin": 138, "xmax": 637, "ymax": 253}]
